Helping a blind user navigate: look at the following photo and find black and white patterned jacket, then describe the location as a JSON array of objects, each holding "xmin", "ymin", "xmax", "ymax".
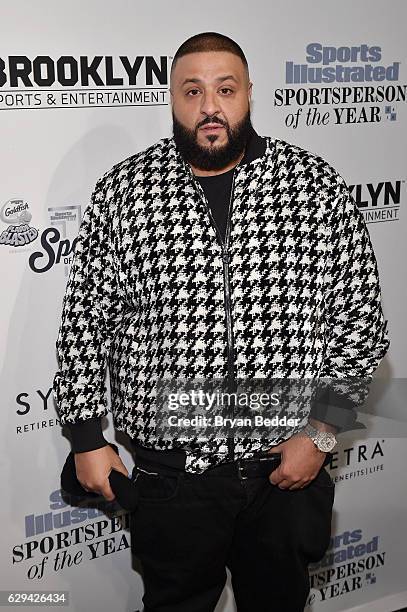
[{"xmin": 53, "ymin": 134, "xmax": 390, "ymax": 473}]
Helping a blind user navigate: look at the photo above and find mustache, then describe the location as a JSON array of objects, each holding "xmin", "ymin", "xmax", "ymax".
[{"xmin": 196, "ymin": 116, "xmax": 228, "ymax": 130}]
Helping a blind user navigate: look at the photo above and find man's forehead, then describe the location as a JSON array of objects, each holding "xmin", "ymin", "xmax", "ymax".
[{"xmin": 171, "ymin": 51, "xmax": 247, "ymax": 85}]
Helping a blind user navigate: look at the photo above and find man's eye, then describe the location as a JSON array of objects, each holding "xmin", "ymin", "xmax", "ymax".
[
  {"xmin": 220, "ymin": 88, "xmax": 233, "ymax": 95},
  {"xmin": 187, "ymin": 89, "xmax": 200, "ymax": 96}
]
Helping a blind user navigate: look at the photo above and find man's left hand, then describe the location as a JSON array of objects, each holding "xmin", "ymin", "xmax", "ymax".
[{"xmin": 267, "ymin": 433, "xmax": 327, "ymax": 490}]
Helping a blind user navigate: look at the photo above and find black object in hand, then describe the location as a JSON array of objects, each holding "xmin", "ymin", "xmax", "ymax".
[{"xmin": 60, "ymin": 442, "xmax": 139, "ymax": 510}]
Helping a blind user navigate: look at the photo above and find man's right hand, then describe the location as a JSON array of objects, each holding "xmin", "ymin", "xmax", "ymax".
[{"xmin": 74, "ymin": 445, "xmax": 129, "ymax": 502}]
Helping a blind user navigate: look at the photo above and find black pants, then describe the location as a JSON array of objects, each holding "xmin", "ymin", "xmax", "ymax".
[{"xmin": 129, "ymin": 458, "xmax": 335, "ymax": 612}]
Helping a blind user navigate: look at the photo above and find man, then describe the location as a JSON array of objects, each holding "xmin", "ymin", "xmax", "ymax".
[{"xmin": 53, "ymin": 32, "xmax": 390, "ymax": 612}]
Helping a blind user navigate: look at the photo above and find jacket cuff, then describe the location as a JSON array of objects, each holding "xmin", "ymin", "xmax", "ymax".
[
  {"xmin": 64, "ymin": 417, "xmax": 108, "ymax": 453},
  {"xmin": 309, "ymin": 387, "xmax": 366, "ymax": 433}
]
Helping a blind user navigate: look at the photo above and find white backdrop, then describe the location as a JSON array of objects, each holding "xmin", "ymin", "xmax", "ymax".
[{"xmin": 1, "ymin": 1, "xmax": 406, "ymax": 611}]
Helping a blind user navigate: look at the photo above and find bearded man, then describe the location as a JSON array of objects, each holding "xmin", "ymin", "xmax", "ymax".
[{"xmin": 53, "ymin": 32, "xmax": 389, "ymax": 612}]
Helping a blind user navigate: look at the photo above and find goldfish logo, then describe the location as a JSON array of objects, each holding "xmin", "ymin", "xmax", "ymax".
[{"xmin": 0, "ymin": 199, "xmax": 38, "ymax": 247}]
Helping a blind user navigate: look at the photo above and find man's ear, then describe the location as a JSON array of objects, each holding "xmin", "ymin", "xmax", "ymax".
[{"xmin": 248, "ymin": 81, "xmax": 253, "ymax": 102}]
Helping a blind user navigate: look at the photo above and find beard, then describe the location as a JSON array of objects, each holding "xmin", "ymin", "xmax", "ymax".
[{"xmin": 172, "ymin": 109, "xmax": 253, "ymax": 171}]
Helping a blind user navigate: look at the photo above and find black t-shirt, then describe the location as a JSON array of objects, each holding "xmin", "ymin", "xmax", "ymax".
[
  {"xmin": 195, "ymin": 166, "xmax": 235, "ymax": 240},
  {"xmin": 195, "ymin": 128, "xmax": 267, "ymax": 242}
]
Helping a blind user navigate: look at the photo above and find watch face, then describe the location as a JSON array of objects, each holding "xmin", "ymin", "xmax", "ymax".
[{"xmin": 318, "ymin": 435, "xmax": 336, "ymax": 452}]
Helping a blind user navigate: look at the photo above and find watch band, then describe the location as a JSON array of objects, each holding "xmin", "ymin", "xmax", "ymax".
[{"xmin": 302, "ymin": 423, "xmax": 337, "ymax": 452}]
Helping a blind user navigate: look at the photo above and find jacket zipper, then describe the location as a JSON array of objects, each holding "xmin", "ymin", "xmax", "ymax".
[{"xmin": 190, "ymin": 168, "xmax": 239, "ymax": 462}]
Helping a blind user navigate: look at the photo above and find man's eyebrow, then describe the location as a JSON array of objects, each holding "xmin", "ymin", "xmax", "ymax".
[{"xmin": 181, "ymin": 75, "xmax": 239, "ymax": 87}]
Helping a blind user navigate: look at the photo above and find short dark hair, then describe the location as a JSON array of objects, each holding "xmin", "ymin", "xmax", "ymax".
[{"xmin": 171, "ymin": 32, "xmax": 249, "ymax": 77}]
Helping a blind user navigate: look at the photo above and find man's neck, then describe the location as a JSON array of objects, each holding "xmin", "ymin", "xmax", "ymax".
[{"xmin": 189, "ymin": 148, "xmax": 246, "ymax": 177}]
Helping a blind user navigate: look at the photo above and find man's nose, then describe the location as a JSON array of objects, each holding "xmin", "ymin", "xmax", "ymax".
[{"xmin": 200, "ymin": 90, "xmax": 221, "ymax": 118}]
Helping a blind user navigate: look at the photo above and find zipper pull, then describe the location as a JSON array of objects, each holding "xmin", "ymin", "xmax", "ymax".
[{"xmin": 222, "ymin": 249, "xmax": 230, "ymax": 264}]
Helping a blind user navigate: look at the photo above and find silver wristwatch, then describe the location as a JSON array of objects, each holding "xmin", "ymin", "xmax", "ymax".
[{"xmin": 302, "ymin": 423, "xmax": 337, "ymax": 453}]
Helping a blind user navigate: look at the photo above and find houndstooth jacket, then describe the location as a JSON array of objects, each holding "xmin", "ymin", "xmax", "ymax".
[{"xmin": 53, "ymin": 134, "xmax": 390, "ymax": 473}]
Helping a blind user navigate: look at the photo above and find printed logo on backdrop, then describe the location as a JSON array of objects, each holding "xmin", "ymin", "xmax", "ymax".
[
  {"xmin": 305, "ymin": 440, "xmax": 386, "ymax": 604},
  {"xmin": 306, "ymin": 527, "xmax": 386, "ymax": 604},
  {"xmin": 0, "ymin": 199, "xmax": 38, "ymax": 248},
  {"xmin": 328, "ymin": 438, "xmax": 385, "ymax": 482},
  {"xmin": 15, "ymin": 386, "xmax": 57, "ymax": 436},
  {"xmin": 12, "ymin": 489, "xmax": 131, "ymax": 580},
  {"xmin": 274, "ymin": 43, "xmax": 406, "ymax": 129},
  {"xmin": 350, "ymin": 178, "xmax": 406, "ymax": 224},
  {"xmin": 0, "ymin": 55, "xmax": 170, "ymax": 110},
  {"xmin": 28, "ymin": 205, "xmax": 82, "ymax": 274},
  {"xmin": 0, "ymin": 198, "xmax": 82, "ymax": 274}
]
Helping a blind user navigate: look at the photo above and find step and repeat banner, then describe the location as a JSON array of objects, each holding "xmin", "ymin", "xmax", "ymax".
[{"xmin": 1, "ymin": 1, "xmax": 406, "ymax": 611}]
